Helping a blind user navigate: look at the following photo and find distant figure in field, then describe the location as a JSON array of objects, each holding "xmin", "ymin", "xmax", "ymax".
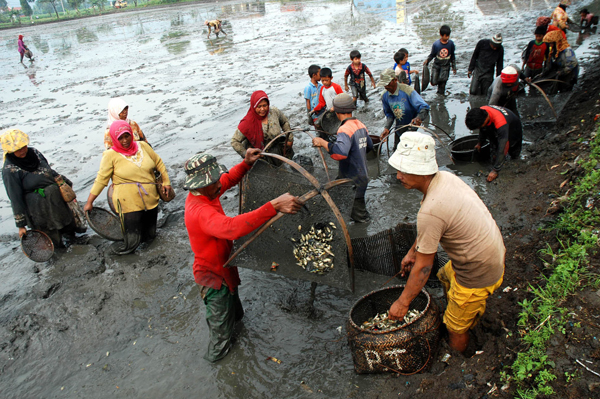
[
  {"xmin": 205, "ymin": 20, "xmax": 227, "ymax": 38},
  {"xmin": 18, "ymin": 35, "xmax": 33, "ymax": 64}
]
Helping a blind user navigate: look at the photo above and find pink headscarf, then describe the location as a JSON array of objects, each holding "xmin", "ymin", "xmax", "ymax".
[{"xmin": 109, "ymin": 120, "xmax": 138, "ymax": 156}]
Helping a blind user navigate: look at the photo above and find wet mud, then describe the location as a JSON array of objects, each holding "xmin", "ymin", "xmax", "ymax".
[{"xmin": 1, "ymin": 0, "xmax": 600, "ymax": 397}]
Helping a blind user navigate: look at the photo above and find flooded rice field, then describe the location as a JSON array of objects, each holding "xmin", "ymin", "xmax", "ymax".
[{"xmin": 0, "ymin": 0, "xmax": 599, "ymax": 397}]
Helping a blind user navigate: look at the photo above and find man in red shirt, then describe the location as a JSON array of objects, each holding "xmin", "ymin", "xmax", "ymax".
[{"xmin": 184, "ymin": 148, "xmax": 302, "ymax": 362}]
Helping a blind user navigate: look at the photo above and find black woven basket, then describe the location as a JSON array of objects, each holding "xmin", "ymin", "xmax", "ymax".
[
  {"xmin": 85, "ymin": 207, "xmax": 123, "ymax": 241},
  {"xmin": 347, "ymin": 285, "xmax": 441, "ymax": 374},
  {"xmin": 21, "ymin": 230, "xmax": 54, "ymax": 262}
]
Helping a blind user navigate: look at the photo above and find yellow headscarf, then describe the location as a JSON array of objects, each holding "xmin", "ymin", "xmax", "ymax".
[
  {"xmin": 543, "ymin": 29, "xmax": 570, "ymax": 54},
  {"xmin": 1, "ymin": 129, "xmax": 29, "ymax": 161}
]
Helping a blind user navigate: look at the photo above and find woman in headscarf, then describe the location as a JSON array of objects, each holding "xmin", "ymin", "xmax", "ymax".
[
  {"xmin": 551, "ymin": 1, "xmax": 570, "ymax": 31},
  {"xmin": 231, "ymin": 91, "xmax": 293, "ymax": 166},
  {"xmin": 543, "ymin": 29, "xmax": 579, "ymax": 92},
  {"xmin": 84, "ymin": 120, "xmax": 171, "ymax": 255},
  {"xmin": 103, "ymin": 98, "xmax": 149, "ymax": 150},
  {"xmin": 17, "ymin": 35, "xmax": 33, "ymax": 64},
  {"xmin": 2, "ymin": 129, "xmax": 76, "ymax": 246}
]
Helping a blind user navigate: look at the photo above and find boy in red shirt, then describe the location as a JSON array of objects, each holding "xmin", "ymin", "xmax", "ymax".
[
  {"xmin": 522, "ymin": 26, "xmax": 549, "ymax": 80},
  {"xmin": 344, "ymin": 50, "xmax": 376, "ymax": 104},
  {"xmin": 184, "ymin": 148, "xmax": 302, "ymax": 362},
  {"xmin": 311, "ymin": 67, "xmax": 344, "ymax": 134}
]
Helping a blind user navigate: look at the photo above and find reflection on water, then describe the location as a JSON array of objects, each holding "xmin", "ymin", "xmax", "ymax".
[
  {"xmin": 160, "ymin": 31, "xmax": 191, "ymax": 54},
  {"xmin": 476, "ymin": 0, "xmax": 551, "ymax": 15},
  {"xmin": 75, "ymin": 27, "xmax": 99, "ymax": 44},
  {"xmin": 30, "ymin": 35, "xmax": 50, "ymax": 54},
  {"xmin": 412, "ymin": 1, "xmax": 465, "ymax": 42},
  {"xmin": 353, "ymin": 0, "xmax": 408, "ymax": 24},
  {"xmin": 221, "ymin": 1, "xmax": 266, "ymax": 18}
]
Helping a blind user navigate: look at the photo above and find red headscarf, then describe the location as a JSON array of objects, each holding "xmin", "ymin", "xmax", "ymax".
[
  {"xmin": 237, "ymin": 90, "xmax": 269, "ymax": 149},
  {"xmin": 18, "ymin": 35, "xmax": 23, "ymax": 40},
  {"xmin": 109, "ymin": 120, "xmax": 138, "ymax": 156},
  {"xmin": 546, "ymin": 24, "xmax": 567, "ymax": 40}
]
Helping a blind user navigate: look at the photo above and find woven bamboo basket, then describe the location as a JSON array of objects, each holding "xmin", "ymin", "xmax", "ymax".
[{"xmin": 347, "ymin": 285, "xmax": 441, "ymax": 374}]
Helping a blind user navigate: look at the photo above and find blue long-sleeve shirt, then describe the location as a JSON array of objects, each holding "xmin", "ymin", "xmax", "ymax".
[
  {"xmin": 326, "ymin": 118, "xmax": 373, "ymax": 198},
  {"xmin": 382, "ymin": 84, "xmax": 430, "ymax": 130}
]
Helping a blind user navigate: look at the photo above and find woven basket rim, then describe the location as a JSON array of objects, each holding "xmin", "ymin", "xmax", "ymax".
[{"xmin": 348, "ymin": 284, "xmax": 431, "ymax": 335}]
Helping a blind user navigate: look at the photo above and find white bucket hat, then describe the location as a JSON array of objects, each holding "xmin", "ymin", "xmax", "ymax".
[{"xmin": 388, "ymin": 131, "xmax": 438, "ymax": 175}]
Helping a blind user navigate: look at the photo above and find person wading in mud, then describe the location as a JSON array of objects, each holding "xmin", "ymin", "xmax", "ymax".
[
  {"xmin": 465, "ymin": 105, "xmax": 523, "ymax": 183},
  {"xmin": 468, "ymin": 34, "xmax": 504, "ymax": 95},
  {"xmin": 378, "ymin": 69, "xmax": 430, "ymax": 152},
  {"xmin": 387, "ymin": 131, "xmax": 505, "ymax": 354},
  {"xmin": 183, "ymin": 149, "xmax": 302, "ymax": 362},
  {"xmin": 424, "ymin": 25, "xmax": 457, "ymax": 95},
  {"xmin": 312, "ymin": 93, "xmax": 373, "ymax": 223},
  {"xmin": 204, "ymin": 19, "xmax": 227, "ymax": 38},
  {"xmin": 487, "ymin": 66, "xmax": 525, "ymax": 118}
]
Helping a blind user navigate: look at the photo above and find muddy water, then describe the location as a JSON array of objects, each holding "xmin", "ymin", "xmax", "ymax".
[{"xmin": 1, "ymin": 0, "xmax": 599, "ymax": 397}]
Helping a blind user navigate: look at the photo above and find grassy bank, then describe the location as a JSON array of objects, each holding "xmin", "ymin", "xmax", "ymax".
[{"xmin": 506, "ymin": 123, "xmax": 600, "ymax": 398}]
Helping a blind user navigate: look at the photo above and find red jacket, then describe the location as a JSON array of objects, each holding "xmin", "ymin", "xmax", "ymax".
[
  {"xmin": 184, "ymin": 161, "xmax": 277, "ymax": 291},
  {"xmin": 313, "ymin": 82, "xmax": 344, "ymax": 113}
]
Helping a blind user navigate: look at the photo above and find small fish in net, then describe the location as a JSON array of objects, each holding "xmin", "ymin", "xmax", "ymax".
[
  {"xmin": 360, "ymin": 310, "xmax": 423, "ymax": 332},
  {"xmin": 292, "ymin": 222, "xmax": 336, "ymax": 275},
  {"xmin": 21, "ymin": 230, "xmax": 54, "ymax": 262},
  {"xmin": 85, "ymin": 207, "xmax": 123, "ymax": 241}
]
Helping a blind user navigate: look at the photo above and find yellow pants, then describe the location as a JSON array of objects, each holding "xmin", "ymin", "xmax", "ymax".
[{"xmin": 436, "ymin": 261, "xmax": 504, "ymax": 335}]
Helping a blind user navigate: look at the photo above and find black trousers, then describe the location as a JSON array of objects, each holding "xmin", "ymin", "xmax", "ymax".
[{"xmin": 114, "ymin": 207, "xmax": 158, "ymax": 255}]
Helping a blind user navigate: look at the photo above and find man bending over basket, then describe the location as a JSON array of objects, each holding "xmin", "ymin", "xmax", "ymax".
[
  {"xmin": 387, "ymin": 132, "xmax": 505, "ymax": 354},
  {"xmin": 184, "ymin": 148, "xmax": 302, "ymax": 362}
]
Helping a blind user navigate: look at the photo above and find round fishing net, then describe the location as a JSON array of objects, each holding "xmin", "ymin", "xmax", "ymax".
[
  {"xmin": 86, "ymin": 207, "xmax": 123, "ymax": 241},
  {"xmin": 21, "ymin": 230, "xmax": 54, "ymax": 262}
]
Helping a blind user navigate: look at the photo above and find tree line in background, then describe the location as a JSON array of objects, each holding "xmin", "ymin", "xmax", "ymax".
[{"xmin": 0, "ymin": 0, "xmax": 149, "ymax": 24}]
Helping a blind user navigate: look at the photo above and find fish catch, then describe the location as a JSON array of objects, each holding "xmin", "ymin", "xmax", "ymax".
[
  {"xmin": 293, "ymin": 223, "xmax": 336, "ymax": 275},
  {"xmin": 359, "ymin": 309, "xmax": 422, "ymax": 332}
]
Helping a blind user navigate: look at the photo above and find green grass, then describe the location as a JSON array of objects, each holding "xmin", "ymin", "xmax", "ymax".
[{"xmin": 506, "ymin": 124, "xmax": 600, "ymax": 398}]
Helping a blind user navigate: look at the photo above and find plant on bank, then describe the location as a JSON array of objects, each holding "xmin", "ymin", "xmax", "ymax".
[{"xmin": 507, "ymin": 124, "xmax": 600, "ymax": 398}]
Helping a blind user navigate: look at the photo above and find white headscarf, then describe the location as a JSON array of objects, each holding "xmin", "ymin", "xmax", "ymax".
[{"xmin": 107, "ymin": 98, "xmax": 129, "ymax": 128}]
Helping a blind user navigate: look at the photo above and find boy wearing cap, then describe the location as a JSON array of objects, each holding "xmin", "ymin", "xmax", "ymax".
[
  {"xmin": 386, "ymin": 131, "xmax": 505, "ymax": 354},
  {"xmin": 184, "ymin": 148, "xmax": 302, "ymax": 362},
  {"xmin": 468, "ymin": 34, "xmax": 504, "ymax": 95},
  {"xmin": 312, "ymin": 93, "xmax": 373, "ymax": 222},
  {"xmin": 378, "ymin": 68, "xmax": 430, "ymax": 151},
  {"xmin": 465, "ymin": 105, "xmax": 523, "ymax": 182},
  {"xmin": 487, "ymin": 65, "xmax": 525, "ymax": 118}
]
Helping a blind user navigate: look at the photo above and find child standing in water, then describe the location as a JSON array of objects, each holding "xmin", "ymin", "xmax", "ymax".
[
  {"xmin": 393, "ymin": 48, "xmax": 415, "ymax": 85},
  {"xmin": 304, "ymin": 65, "xmax": 322, "ymax": 126},
  {"xmin": 424, "ymin": 25, "xmax": 456, "ymax": 95},
  {"xmin": 344, "ymin": 50, "xmax": 376, "ymax": 104},
  {"xmin": 312, "ymin": 68, "xmax": 343, "ymax": 132}
]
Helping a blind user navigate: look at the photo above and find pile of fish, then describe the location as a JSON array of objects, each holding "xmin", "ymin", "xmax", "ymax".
[
  {"xmin": 360, "ymin": 309, "xmax": 422, "ymax": 332},
  {"xmin": 292, "ymin": 223, "xmax": 336, "ymax": 275}
]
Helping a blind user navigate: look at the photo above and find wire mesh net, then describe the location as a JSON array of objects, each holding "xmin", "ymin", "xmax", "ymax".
[
  {"xmin": 86, "ymin": 207, "xmax": 123, "ymax": 241},
  {"xmin": 351, "ymin": 223, "xmax": 446, "ymax": 287},
  {"xmin": 236, "ymin": 159, "xmax": 355, "ymax": 290},
  {"xmin": 21, "ymin": 230, "xmax": 54, "ymax": 262},
  {"xmin": 347, "ymin": 285, "xmax": 441, "ymax": 374}
]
